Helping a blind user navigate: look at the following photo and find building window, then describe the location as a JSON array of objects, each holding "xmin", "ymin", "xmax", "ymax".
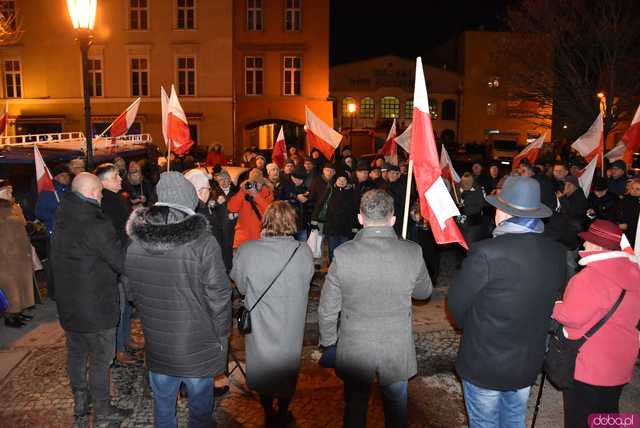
[
  {"xmin": 380, "ymin": 97, "xmax": 399, "ymax": 118},
  {"xmin": 442, "ymin": 99, "xmax": 456, "ymax": 120},
  {"xmin": 129, "ymin": 0, "xmax": 148, "ymax": 30},
  {"xmin": 284, "ymin": 0, "xmax": 301, "ymax": 32},
  {"xmin": 486, "ymin": 102, "xmax": 497, "ymax": 116},
  {"xmin": 245, "ymin": 56, "xmax": 263, "ymax": 95},
  {"xmin": 429, "ymin": 99, "xmax": 438, "ymax": 119},
  {"xmin": 283, "ymin": 56, "xmax": 301, "ymax": 96},
  {"xmin": 487, "ymin": 76, "xmax": 500, "ymax": 88},
  {"xmin": 177, "ymin": 56, "xmax": 196, "ymax": 96},
  {"xmin": 0, "ymin": 1, "xmax": 16, "ymax": 31},
  {"xmin": 130, "ymin": 57, "xmax": 149, "ymax": 97},
  {"xmin": 88, "ymin": 58, "xmax": 103, "ymax": 97},
  {"xmin": 404, "ymin": 100, "xmax": 413, "ymax": 119},
  {"xmin": 4, "ymin": 59, "xmax": 22, "ymax": 98},
  {"xmin": 342, "ymin": 97, "xmax": 357, "ymax": 117},
  {"xmin": 360, "ymin": 97, "xmax": 374, "ymax": 118},
  {"xmin": 188, "ymin": 123, "xmax": 198, "ymax": 143},
  {"xmin": 247, "ymin": 0, "xmax": 263, "ymax": 31},
  {"xmin": 177, "ymin": 0, "xmax": 195, "ymax": 29}
]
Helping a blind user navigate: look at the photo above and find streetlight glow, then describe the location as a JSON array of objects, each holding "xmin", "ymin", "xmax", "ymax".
[
  {"xmin": 67, "ymin": 0, "xmax": 97, "ymax": 30},
  {"xmin": 347, "ymin": 102, "xmax": 356, "ymax": 114},
  {"xmin": 597, "ymin": 92, "xmax": 605, "ymax": 99}
]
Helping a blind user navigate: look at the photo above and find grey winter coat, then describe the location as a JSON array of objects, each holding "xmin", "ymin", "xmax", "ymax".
[
  {"xmin": 230, "ymin": 236, "xmax": 314, "ymax": 398},
  {"xmin": 318, "ymin": 226, "xmax": 432, "ymax": 385},
  {"xmin": 125, "ymin": 207, "xmax": 231, "ymax": 378}
]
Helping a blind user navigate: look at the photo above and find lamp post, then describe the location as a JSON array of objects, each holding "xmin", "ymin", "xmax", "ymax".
[
  {"xmin": 67, "ymin": 0, "xmax": 97, "ymax": 170},
  {"xmin": 347, "ymin": 102, "xmax": 356, "ymax": 145},
  {"xmin": 597, "ymin": 92, "xmax": 606, "ymax": 116}
]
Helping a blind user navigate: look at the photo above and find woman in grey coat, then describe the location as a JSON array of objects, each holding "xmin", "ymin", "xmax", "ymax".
[{"xmin": 231, "ymin": 201, "xmax": 314, "ymax": 427}]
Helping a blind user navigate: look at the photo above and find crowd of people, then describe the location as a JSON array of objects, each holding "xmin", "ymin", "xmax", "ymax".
[{"xmin": 0, "ymin": 140, "xmax": 639, "ymax": 428}]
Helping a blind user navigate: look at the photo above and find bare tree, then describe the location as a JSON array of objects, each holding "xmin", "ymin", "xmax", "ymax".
[
  {"xmin": 0, "ymin": 7, "xmax": 23, "ymax": 46},
  {"xmin": 493, "ymin": 0, "xmax": 640, "ymax": 141}
]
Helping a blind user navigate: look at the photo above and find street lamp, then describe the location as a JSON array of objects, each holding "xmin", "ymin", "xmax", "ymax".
[
  {"xmin": 597, "ymin": 92, "xmax": 607, "ymax": 115},
  {"xmin": 67, "ymin": 0, "xmax": 97, "ymax": 169},
  {"xmin": 347, "ymin": 102, "xmax": 356, "ymax": 144}
]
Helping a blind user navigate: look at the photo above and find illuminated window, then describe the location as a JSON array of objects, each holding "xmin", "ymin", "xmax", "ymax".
[
  {"xmin": 429, "ymin": 99, "xmax": 438, "ymax": 119},
  {"xmin": 360, "ymin": 97, "xmax": 374, "ymax": 118},
  {"xmin": 245, "ymin": 56, "xmax": 263, "ymax": 95},
  {"xmin": 177, "ymin": 0, "xmax": 195, "ymax": 29},
  {"xmin": 130, "ymin": 57, "xmax": 149, "ymax": 97},
  {"xmin": 88, "ymin": 58, "xmax": 103, "ymax": 97},
  {"xmin": 342, "ymin": 97, "xmax": 357, "ymax": 117},
  {"xmin": 247, "ymin": 0, "xmax": 263, "ymax": 31},
  {"xmin": 0, "ymin": 1, "xmax": 16, "ymax": 30},
  {"xmin": 283, "ymin": 56, "xmax": 301, "ymax": 96},
  {"xmin": 285, "ymin": 0, "xmax": 301, "ymax": 32},
  {"xmin": 129, "ymin": 0, "xmax": 148, "ymax": 30},
  {"xmin": 442, "ymin": 99, "xmax": 456, "ymax": 120},
  {"xmin": 487, "ymin": 102, "xmax": 497, "ymax": 116},
  {"xmin": 177, "ymin": 56, "xmax": 196, "ymax": 96},
  {"xmin": 404, "ymin": 100, "xmax": 413, "ymax": 119},
  {"xmin": 4, "ymin": 59, "xmax": 22, "ymax": 98},
  {"xmin": 380, "ymin": 97, "xmax": 400, "ymax": 118},
  {"xmin": 487, "ymin": 76, "xmax": 500, "ymax": 88}
]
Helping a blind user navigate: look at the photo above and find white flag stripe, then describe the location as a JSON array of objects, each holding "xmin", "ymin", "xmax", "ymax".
[
  {"xmin": 425, "ymin": 177, "xmax": 461, "ymax": 229},
  {"xmin": 124, "ymin": 98, "xmax": 141, "ymax": 128},
  {"xmin": 168, "ymin": 85, "xmax": 188, "ymax": 123},
  {"xmin": 304, "ymin": 106, "xmax": 342, "ymax": 149},
  {"xmin": 571, "ymin": 112, "xmax": 603, "ymax": 157},
  {"xmin": 440, "ymin": 145, "xmax": 460, "ymax": 182},
  {"xmin": 578, "ymin": 156, "xmax": 598, "ymax": 198},
  {"xmin": 413, "ymin": 58, "xmax": 429, "ymax": 113},
  {"xmin": 161, "ymin": 86, "xmax": 169, "ymax": 145},
  {"xmin": 386, "ymin": 118, "xmax": 397, "ymax": 142},
  {"xmin": 395, "ymin": 123, "xmax": 412, "ymax": 152},
  {"xmin": 276, "ymin": 126, "xmax": 285, "ymax": 145},
  {"xmin": 605, "ymin": 141, "xmax": 626, "ymax": 162}
]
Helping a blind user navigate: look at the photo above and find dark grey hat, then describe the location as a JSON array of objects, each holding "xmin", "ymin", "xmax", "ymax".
[
  {"xmin": 564, "ymin": 175, "xmax": 579, "ymax": 188},
  {"xmin": 610, "ymin": 160, "xmax": 627, "ymax": 171},
  {"xmin": 383, "ymin": 162, "xmax": 400, "ymax": 172},
  {"xmin": 485, "ymin": 176, "xmax": 552, "ymax": 218},
  {"xmin": 291, "ymin": 165, "xmax": 307, "ymax": 180},
  {"xmin": 355, "ymin": 159, "xmax": 370, "ymax": 171},
  {"xmin": 156, "ymin": 171, "xmax": 198, "ymax": 212}
]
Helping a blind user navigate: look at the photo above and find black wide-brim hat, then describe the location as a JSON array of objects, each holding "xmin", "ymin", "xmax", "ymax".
[{"xmin": 485, "ymin": 176, "xmax": 552, "ymax": 218}]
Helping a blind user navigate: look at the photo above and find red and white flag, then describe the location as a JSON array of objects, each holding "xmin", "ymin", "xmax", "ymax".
[
  {"xmin": 620, "ymin": 234, "xmax": 634, "ymax": 255},
  {"xmin": 605, "ymin": 141, "xmax": 625, "ymax": 162},
  {"xmin": 378, "ymin": 118, "xmax": 398, "ymax": 165},
  {"xmin": 166, "ymin": 85, "xmax": 194, "ymax": 156},
  {"xmin": 109, "ymin": 98, "xmax": 141, "ymax": 137},
  {"xmin": 0, "ymin": 101, "xmax": 7, "ymax": 136},
  {"xmin": 512, "ymin": 134, "xmax": 545, "ymax": 170},
  {"xmin": 33, "ymin": 144, "xmax": 58, "ymax": 201},
  {"xmin": 439, "ymin": 145, "xmax": 460, "ymax": 185},
  {"xmin": 395, "ymin": 122, "xmax": 412, "ymax": 153},
  {"xmin": 571, "ymin": 112, "xmax": 603, "ymax": 162},
  {"xmin": 577, "ymin": 156, "xmax": 598, "ymax": 198},
  {"xmin": 305, "ymin": 106, "xmax": 342, "ymax": 159},
  {"xmin": 161, "ymin": 86, "xmax": 169, "ymax": 146},
  {"xmin": 272, "ymin": 126, "xmax": 287, "ymax": 168},
  {"xmin": 622, "ymin": 104, "xmax": 640, "ymax": 166},
  {"xmin": 409, "ymin": 57, "xmax": 467, "ymax": 249}
]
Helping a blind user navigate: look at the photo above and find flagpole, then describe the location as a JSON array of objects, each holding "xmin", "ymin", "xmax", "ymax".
[
  {"xmin": 452, "ymin": 181, "xmax": 460, "ymax": 204},
  {"xmin": 401, "ymin": 159, "xmax": 414, "ymax": 239},
  {"xmin": 98, "ymin": 98, "xmax": 141, "ymax": 138},
  {"xmin": 167, "ymin": 139, "xmax": 171, "ymax": 172}
]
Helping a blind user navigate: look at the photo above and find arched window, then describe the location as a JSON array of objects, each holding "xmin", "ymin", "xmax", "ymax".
[
  {"xmin": 442, "ymin": 99, "xmax": 456, "ymax": 120},
  {"xmin": 404, "ymin": 100, "xmax": 413, "ymax": 119},
  {"xmin": 380, "ymin": 96, "xmax": 400, "ymax": 118},
  {"xmin": 342, "ymin": 97, "xmax": 357, "ymax": 117},
  {"xmin": 360, "ymin": 97, "xmax": 374, "ymax": 118},
  {"xmin": 429, "ymin": 99, "xmax": 439, "ymax": 120}
]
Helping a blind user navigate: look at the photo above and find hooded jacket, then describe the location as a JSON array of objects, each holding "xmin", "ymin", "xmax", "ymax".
[
  {"xmin": 553, "ymin": 251, "xmax": 640, "ymax": 386},
  {"xmin": 125, "ymin": 207, "xmax": 231, "ymax": 378}
]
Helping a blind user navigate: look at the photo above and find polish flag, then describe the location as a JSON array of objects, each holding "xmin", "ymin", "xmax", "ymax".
[
  {"xmin": 272, "ymin": 126, "xmax": 287, "ymax": 168},
  {"xmin": 109, "ymin": 98, "xmax": 141, "ymax": 137},
  {"xmin": 395, "ymin": 122, "xmax": 412, "ymax": 153},
  {"xmin": 571, "ymin": 112, "xmax": 603, "ymax": 162},
  {"xmin": 410, "ymin": 58, "xmax": 467, "ymax": 249},
  {"xmin": 577, "ymin": 156, "xmax": 598, "ymax": 198},
  {"xmin": 620, "ymin": 234, "xmax": 634, "ymax": 255},
  {"xmin": 378, "ymin": 118, "xmax": 398, "ymax": 165},
  {"xmin": 33, "ymin": 144, "xmax": 58, "ymax": 201},
  {"xmin": 512, "ymin": 134, "xmax": 545, "ymax": 170},
  {"xmin": 305, "ymin": 106, "xmax": 342, "ymax": 160},
  {"xmin": 161, "ymin": 86, "xmax": 169, "ymax": 146},
  {"xmin": 440, "ymin": 145, "xmax": 460, "ymax": 185},
  {"xmin": 0, "ymin": 101, "xmax": 7, "ymax": 136},
  {"xmin": 622, "ymin": 104, "xmax": 640, "ymax": 166},
  {"xmin": 166, "ymin": 85, "xmax": 193, "ymax": 156},
  {"xmin": 605, "ymin": 141, "xmax": 625, "ymax": 162}
]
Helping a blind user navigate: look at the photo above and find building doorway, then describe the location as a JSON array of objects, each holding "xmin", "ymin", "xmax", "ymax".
[{"xmin": 244, "ymin": 119, "xmax": 304, "ymax": 152}]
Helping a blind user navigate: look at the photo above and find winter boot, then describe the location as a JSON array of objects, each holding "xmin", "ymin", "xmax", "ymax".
[{"xmin": 93, "ymin": 400, "xmax": 132, "ymax": 427}]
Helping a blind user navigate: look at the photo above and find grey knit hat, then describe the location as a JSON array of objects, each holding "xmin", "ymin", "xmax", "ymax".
[{"xmin": 155, "ymin": 171, "xmax": 198, "ymax": 212}]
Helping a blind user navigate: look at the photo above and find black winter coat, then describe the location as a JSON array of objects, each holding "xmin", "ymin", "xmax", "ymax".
[
  {"xmin": 316, "ymin": 184, "xmax": 357, "ymax": 237},
  {"xmin": 101, "ymin": 189, "xmax": 131, "ymax": 248},
  {"xmin": 277, "ymin": 177, "xmax": 309, "ymax": 230},
  {"xmin": 125, "ymin": 208, "xmax": 232, "ymax": 378},
  {"xmin": 587, "ymin": 191, "xmax": 618, "ymax": 221},
  {"xmin": 51, "ymin": 192, "xmax": 124, "ymax": 332},
  {"xmin": 615, "ymin": 195, "xmax": 640, "ymax": 244},
  {"xmin": 448, "ymin": 233, "xmax": 566, "ymax": 390}
]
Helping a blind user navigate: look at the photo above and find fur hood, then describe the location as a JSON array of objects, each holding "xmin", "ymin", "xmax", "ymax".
[{"xmin": 126, "ymin": 206, "xmax": 210, "ymax": 253}]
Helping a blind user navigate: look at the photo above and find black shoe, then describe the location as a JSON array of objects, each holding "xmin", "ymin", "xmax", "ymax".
[
  {"xmin": 4, "ymin": 316, "xmax": 25, "ymax": 328},
  {"xmin": 73, "ymin": 389, "xmax": 90, "ymax": 417},
  {"xmin": 94, "ymin": 402, "xmax": 132, "ymax": 427},
  {"xmin": 72, "ymin": 415, "xmax": 88, "ymax": 428},
  {"xmin": 214, "ymin": 385, "xmax": 230, "ymax": 397},
  {"xmin": 19, "ymin": 313, "xmax": 34, "ymax": 321}
]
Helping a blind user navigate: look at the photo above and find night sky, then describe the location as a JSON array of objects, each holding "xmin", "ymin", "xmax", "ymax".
[{"xmin": 330, "ymin": 0, "xmax": 511, "ymax": 66}]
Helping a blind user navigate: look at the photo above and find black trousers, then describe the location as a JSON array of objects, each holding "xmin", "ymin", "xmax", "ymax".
[
  {"xmin": 563, "ymin": 380, "xmax": 624, "ymax": 428},
  {"xmin": 64, "ymin": 328, "xmax": 116, "ymax": 403}
]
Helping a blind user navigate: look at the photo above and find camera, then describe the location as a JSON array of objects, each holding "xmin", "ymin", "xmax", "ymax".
[{"xmin": 244, "ymin": 181, "xmax": 256, "ymax": 191}]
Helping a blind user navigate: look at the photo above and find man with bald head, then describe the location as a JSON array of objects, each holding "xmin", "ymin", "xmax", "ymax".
[{"xmin": 51, "ymin": 172, "xmax": 131, "ymax": 425}]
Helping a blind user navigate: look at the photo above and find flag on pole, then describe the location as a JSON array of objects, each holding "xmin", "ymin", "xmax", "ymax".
[
  {"xmin": 161, "ymin": 86, "xmax": 169, "ymax": 146},
  {"xmin": 439, "ymin": 145, "xmax": 460, "ymax": 185},
  {"xmin": 34, "ymin": 144, "xmax": 58, "ymax": 201},
  {"xmin": 109, "ymin": 98, "xmax": 141, "ymax": 137},
  {"xmin": 571, "ymin": 112, "xmax": 603, "ymax": 162},
  {"xmin": 622, "ymin": 104, "xmax": 640, "ymax": 166},
  {"xmin": 166, "ymin": 85, "xmax": 194, "ymax": 156},
  {"xmin": 409, "ymin": 57, "xmax": 467, "ymax": 249},
  {"xmin": 395, "ymin": 123, "xmax": 412, "ymax": 153},
  {"xmin": 378, "ymin": 118, "xmax": 399, "ymax": 165},
  {"xmin": 304, "ymin": 106, "xmax": 342, "ymax": 159},
  {"xmin": 620, "ymin": 234, "xmax": 634, "ymax": 255},
  {"xmin": 272, "ymin": 126, "xmax": 287, "ymax": 168},
  {"xmin": 605, "ymin": 141, "xmax": 626, "ymax": 162},
  {"xmin": 576, "ymin": 156, "xmax": 598, "ymax": 198},
  {"xmin": 0, "ymin": 101, "xmax": 7, "ymax": 136},
  {"xmin": 512, "ymin": 134, "xmax": 545, "ymax": 170}
]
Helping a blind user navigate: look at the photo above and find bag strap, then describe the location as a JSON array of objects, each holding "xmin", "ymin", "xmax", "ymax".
[
  {"xmin": 248, "ymin": 196, "xmax": 263, "ymax": 221},
  {"xmin": 248, "ymin": 243, "xmax": 301, "ymax": 313},
  {"xmin": 584, "ymin": 290, "xmax": 626, "ymax": 339}
]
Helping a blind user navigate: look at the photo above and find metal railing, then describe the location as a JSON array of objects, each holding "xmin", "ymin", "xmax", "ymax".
[{"xmin": 0, "ymin": 132, "xmax": 86, "ymax": 148}]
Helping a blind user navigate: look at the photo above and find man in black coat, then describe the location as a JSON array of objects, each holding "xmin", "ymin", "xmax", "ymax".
[
  {"xmin": 51, "ymin": 173, "xmax": 131, "ymax": 425},
  {"xmin": 277, "ymin": 165, "xmax": 311, "ymax": 241},
  {"xmin": 213, "ymin": 169, "xmax": 239, "ymax": 272},
  {"xmin": 615, "ymin": 178, "xmax": 640, "ymax": 244},
  {"xmin": 448, "ymin": 176, "xmax": 566, "ymax": 427}
]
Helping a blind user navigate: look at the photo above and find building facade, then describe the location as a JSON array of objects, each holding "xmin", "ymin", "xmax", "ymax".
[{"xmin": 232, "ymin": 0, "xmax": 333, "ymax": 159}]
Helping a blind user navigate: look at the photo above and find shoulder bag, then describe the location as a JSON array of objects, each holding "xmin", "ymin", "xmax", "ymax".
[
  {"xmin": 544, "ymin": 289, "xmax": 626, "ymax": 389},
  {"xmin": 237, "ymin": 243, "xmax": 301, "ymax": 334}
]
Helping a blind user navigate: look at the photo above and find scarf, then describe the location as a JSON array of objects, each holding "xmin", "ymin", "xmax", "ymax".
[{"xmin": 492, "ymin": 216, "xmax": 544, "ymax": 237}]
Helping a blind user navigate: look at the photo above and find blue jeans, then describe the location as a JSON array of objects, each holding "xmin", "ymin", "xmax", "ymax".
[
  {"xmin": 327, "ymin": 235, "xmax": 349, "ymax": 265},
  {"xmin": 148, "ymin": 372, "xmax": 215, "ymax": 428},
  {"xmin": 344, "ymin": 379, "xmax": 408, "ymax": 427},
  {"xmin": 116, "ymin": 282, "xmax": 131, "ymax": 353},
  {"xmin": 462, "ymin": 379, "xmax": 531, "ymax": 428}
]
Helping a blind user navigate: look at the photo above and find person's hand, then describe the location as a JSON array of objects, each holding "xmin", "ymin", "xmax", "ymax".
[
  {"xmin": 139, "ymin": 195, "xmax": 147, "ymax": 204},
  {"xmin": 217, "ymin": 195, "xmax": 226, "ymax": 205},
  {"xmin": 619, "ymin": 223, "xmax": 628, "ymax": 231},
  {"xmin": 296, "ymin": 194, "xmax": 308, "ymax": 203}
]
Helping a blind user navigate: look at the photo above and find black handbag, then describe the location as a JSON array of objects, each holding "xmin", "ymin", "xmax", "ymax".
[
  {"xmin": 544, "ymin": 290, "xmax": 626, "ymax": 389},
  {"xmin": 236, "ymin": 244, "xmax": 301, "ymax": 334}
]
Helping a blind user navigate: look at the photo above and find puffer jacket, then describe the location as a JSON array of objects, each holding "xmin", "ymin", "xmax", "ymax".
[{"xmin": 125, "ymin": 207, "xmax": 231, "ymax": 378}]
